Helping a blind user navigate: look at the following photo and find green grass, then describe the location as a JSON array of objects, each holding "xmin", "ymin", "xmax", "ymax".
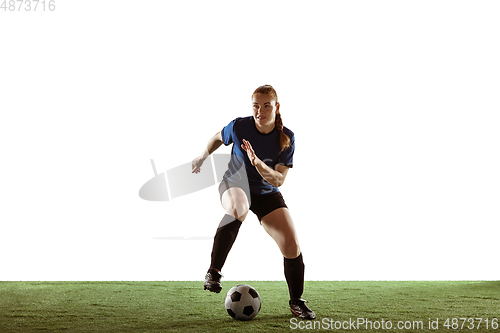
[{"xmin": 0, "ymin": 281, "xmax": 499, "ymax": 332}]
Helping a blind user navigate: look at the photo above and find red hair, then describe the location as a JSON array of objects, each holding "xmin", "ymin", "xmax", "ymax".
[{"xmin": 252, "ymin": 85, "xmax": 291, "ymax": 152}]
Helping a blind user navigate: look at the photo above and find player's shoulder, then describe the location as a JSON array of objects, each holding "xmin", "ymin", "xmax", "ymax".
[
  {"xmin": 229, "ymin": 116, "xmax": 251, "ymax": 125},
  {"xmin": 238, "ymin": 116, "xmax": 253, "ymax": 124},
  {"xmin": 224, "ymin": 116, "xmax": 246, "ymax": 131},
  {"xmin": 282, "ymin": 125, "xmax": 294, "ymax": 140},
  {"xmin": 231, "ymin": 116, "xmax": 253, "ymax": 129}
]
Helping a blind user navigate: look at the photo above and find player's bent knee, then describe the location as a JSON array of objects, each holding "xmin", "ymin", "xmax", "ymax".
[
  {"xmin": 221, "ymin": 188, "xmax": 250, "ymax": 222},
  {"xmin": 227, "ymin": 201, "xmax": 249, "ymax": 222},
  {"xmin": 281, "ymin": 240, "xmax": 300, "ymax": 259}
]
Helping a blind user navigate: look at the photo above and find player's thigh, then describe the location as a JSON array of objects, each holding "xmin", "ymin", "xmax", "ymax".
[
  {"xmin": 221, "ymin": 187, "xmax": 250, "ymax": 221},
  {"xmin": 260, "ymin": 207, "xmax": 300, "ymax": 258}
]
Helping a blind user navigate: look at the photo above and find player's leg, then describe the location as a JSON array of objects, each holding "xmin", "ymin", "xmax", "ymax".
[
  {"xmin": 260, "ymin": 207, "xmax": 315, "ymax": 319},
  {"xmin": 221, "ymin": 186, "xmax": 250, "ymax": 222},
  {"xmin": 260, "ymin": 207, "xmax": 300, "ymax": 258},
  {"xmin": 204, "ymin": 187, "xmax": 250, "ymax": 293},
  {"xmin": 210, "ymin": 187, "xmax": 250, "ymax": 270}
]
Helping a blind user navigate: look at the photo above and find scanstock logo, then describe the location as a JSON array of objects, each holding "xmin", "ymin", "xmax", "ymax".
[
  {"xmin": 139, "ymin": 154, "xmax": 248, "ymax": 240},
  {"xmin": 139, "ymin": 154, "xmax": 248, "ymax": 202}
]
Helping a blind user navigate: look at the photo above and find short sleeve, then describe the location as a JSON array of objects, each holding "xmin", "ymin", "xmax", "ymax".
[
  {"xmin": 277, "ymin": 133, "xmax": 295, "ymax": 168},
  {"xmin": 221, "ymin": 118, "xmax": 237, "ymax": 146}
]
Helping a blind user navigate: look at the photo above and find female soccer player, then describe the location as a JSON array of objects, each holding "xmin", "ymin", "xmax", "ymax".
[{"xmin": 192, "ymin": 85, "xmax": 315, "ymax": 320}]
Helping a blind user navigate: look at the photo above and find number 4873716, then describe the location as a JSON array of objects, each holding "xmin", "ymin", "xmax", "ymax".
[
  {"xmin": 1, "ymin": 0, "xmax": 56, "ymax": 11},
  {"xmin": 443, "ymin": 318, "xmax": 498, "ymax": 330}
]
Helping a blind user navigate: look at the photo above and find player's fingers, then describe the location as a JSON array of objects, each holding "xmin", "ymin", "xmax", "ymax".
[
  {"xmin": 247, "ymin": 143, "xmax": 254, "ymax": 153},
  {"xmin": 192, "ymin": 159, "xmax": 199, "ymax": 170}
]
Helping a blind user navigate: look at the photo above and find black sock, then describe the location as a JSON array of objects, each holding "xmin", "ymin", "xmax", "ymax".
[
  {"xmin": 284, "ymin": 253, "xmax": 304, "ymax": 301},
  {"xmin": 209, "ymin": 214, "xmax": 242, "ymax": 271}
]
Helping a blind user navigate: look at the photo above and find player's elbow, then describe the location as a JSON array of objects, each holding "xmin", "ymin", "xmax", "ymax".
[{"xmin": 274, "ymin": 177, "xmax": 285, "ymax": 188}]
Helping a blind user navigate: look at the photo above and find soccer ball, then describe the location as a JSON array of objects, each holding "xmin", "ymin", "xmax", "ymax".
[{"xmin": 224, "ymin": 284, "xmax": 261, "ymax": 321}]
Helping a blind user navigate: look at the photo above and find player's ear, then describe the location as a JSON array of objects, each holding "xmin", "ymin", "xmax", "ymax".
[{"xmin": 275, "ymin": 102, "xmax": 280, "ymax": 112}]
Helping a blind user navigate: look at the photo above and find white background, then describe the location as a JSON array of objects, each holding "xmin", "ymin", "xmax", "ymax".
[{"xmin": 1, "ymin": 1, "xmax": 499, "ymax": 281}]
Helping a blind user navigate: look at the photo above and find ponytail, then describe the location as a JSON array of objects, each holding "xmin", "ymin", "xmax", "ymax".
[{"xmin": 275, "ymin": 113, "xmax": 291, "ymax": 153}]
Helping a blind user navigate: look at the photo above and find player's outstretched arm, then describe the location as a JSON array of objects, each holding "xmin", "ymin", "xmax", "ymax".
[
  {"xmin": 241, "ymin": 139, "xmax": 289, "ymax": 187},
  {"xmin": 254, "ymin": 161, "xmax": 289, "ymax": 188},
  {"xmin": 192, "ymin": 131, "xmax": 223, "ymax": 174}
]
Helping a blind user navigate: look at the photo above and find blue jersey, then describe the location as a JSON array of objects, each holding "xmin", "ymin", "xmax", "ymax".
[{"xmin": 221, "ymin": 116, "xmax": 295, "ymax": 195}]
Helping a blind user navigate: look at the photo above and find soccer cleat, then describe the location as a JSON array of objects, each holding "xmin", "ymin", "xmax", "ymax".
[
  {"xmin": 204, "ymin": 268, "xmax": 223, "ymax": 293},
  {"xmin": 289, "ymin": 298, "xmax": 316, "ymax": 320}
]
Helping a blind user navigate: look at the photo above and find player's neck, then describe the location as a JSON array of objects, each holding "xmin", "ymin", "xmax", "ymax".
[{"xmin": 255, "ymin": 121, "xmax": 275, "ymax": 134}]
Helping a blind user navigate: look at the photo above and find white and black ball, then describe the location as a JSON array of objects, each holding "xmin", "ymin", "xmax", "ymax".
[{"xmin": 224, "ymin": 284, "xmax": 261, "ymax": 321}]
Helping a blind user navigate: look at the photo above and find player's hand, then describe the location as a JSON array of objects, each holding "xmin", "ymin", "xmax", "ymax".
[
  {"xmin": 192, "ymin": 155, "xmax": 205, "ymax": 174},
  {"xmin": 241, "ymin": 139, "xmax": 258, "ymax": 166}
]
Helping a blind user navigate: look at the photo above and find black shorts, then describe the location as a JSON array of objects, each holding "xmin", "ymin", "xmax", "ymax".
[{"xmin": 218, "ymin": 180, "xmax": 288, "ymax": 222}]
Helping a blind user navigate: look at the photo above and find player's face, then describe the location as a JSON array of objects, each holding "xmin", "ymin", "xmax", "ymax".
[{"xmin": 252, "ymin": 93, "xmax": 279, "ymax": 128}]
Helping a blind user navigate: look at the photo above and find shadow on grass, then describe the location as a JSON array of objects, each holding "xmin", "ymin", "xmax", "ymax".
[{"xmin": 166, "ymin": 313, "xmax": 294, "ymax": 332}]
